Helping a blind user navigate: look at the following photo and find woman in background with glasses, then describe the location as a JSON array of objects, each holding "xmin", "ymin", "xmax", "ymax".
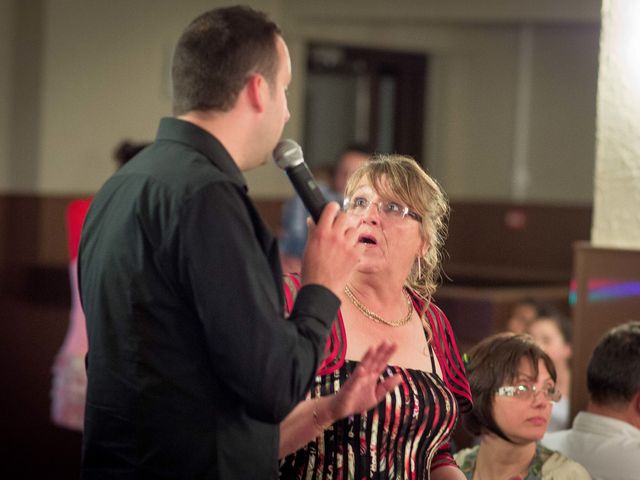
[
  {"xmin": 279, "ymin": 154, "xmax": 472, "ymax": 479},
  {"xmin": 454, "ymin": 333, "xmax": 590, "ymax": 479}
]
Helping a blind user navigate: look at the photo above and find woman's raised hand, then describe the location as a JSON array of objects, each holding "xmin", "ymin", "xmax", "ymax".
[{"xmin": 327, "ymin": 341, "xmax": 402, "ymax": 421}]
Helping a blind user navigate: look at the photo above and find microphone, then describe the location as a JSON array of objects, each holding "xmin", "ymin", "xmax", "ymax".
[{"xmin": 273, "ymin": 139, "xmax": 328, "ymax": 223}]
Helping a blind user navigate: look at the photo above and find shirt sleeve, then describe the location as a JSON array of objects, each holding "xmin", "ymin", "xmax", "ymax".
[
  {"xmin": 283, "ymin": 272, "xmax": 347, "ymax": 376},
  {"xmin": 431, "ymin": 442, "xmax": 459, "ymax": 472},
  {"xmin": 177, "ymin": 182, "xmax": 340, "ymax": 423},
  {"xmin": 66, "ymin": 198, "xmax": 92, "ymax": 261}
]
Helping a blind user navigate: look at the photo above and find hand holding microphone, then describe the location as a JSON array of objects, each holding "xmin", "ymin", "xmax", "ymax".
[{"xmin": 274, "ymin": 139, "xmax": 364, "ymax": 293}]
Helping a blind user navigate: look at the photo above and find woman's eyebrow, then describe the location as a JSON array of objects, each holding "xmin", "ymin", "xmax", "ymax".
[
  {"xmin": 350, "ymin": 190, "xmax": 377, "ymax": 199},
  {"xmin": 514, "ymin": 373, "xmax": 554, "ymax": 384},
  {"xmin": 352, "ymin": 186, "xmax": 374, "ymax": 194}
]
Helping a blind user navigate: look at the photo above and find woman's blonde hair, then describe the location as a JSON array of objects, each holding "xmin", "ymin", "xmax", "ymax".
[{"xmin": 344, "ymin": 154, "xmax": 449, "ymax": 308}]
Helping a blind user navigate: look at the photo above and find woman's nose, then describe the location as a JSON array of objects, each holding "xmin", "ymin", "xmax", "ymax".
[
  {"xmin": 362, "ymin": 202, "xmax": 381, "ymax": 224},
  {"xmin": 531, "ymin": 389, "xmax": 550, "ymax": 407}
]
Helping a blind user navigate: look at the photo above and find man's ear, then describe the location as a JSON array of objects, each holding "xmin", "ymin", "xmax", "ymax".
[
  {"xmin": 245, "ymin": 74, "xmax": 266, "ymax": 113},
  {"xmin": 629, "ymin": 391, "xmax": 640, "ymax": 429}
]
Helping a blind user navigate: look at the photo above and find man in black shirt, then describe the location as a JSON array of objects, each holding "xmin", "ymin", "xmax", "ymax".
[{"xmin": 79, "ymin": 6, "xmax": 364, "ymax": 478}]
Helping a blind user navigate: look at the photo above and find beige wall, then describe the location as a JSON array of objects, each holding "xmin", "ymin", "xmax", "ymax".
[
  {"xmin": 0, "ymin": 0, "xmax": 13, "ymax": 191},
  {"xmin": 1, "ymin": 0, "xmax": 46, "ymax": 193},
  {"xmin": 0, "ymin": 0, "xmax": 601, "ymax": 202},
  {"xmin": 526, "ymin": 24, "xmax": 600, "ymax": 203},
  {"xmin": 36, "ymin": 0, "xmax": 289, "ymax": 197},
  {"xmin": 285, "ymin": 5, "xmax": 599, "ymax": 202}
]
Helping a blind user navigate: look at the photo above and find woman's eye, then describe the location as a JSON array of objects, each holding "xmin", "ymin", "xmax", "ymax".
[
  {"xmin": 386, "ymin": 202, "xmax": 402, "ymax": 213},
  {"xmin": 353, "ymin": 197, "xmax": 369, "ymax": 208},
  {"xmin": 516, "ymin": 384, "xmax": 530, "ymax": 393}
]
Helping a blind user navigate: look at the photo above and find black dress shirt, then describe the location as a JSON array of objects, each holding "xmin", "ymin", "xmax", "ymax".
[{"xmin": 79, "ymin": 117, "xmax": 339, "ymax": 479}]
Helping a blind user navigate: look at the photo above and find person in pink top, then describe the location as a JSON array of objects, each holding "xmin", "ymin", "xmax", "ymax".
[{"xmin": 50, "ymin": 140, "xmax": 148, "ymax": 430}]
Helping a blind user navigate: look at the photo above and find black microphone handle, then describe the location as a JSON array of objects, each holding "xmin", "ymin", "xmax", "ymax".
[{"xmin": 286, "ymin": 162, "xmax": 328, "ymax": 223}]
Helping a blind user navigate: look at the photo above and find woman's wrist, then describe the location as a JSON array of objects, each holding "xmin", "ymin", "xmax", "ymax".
[{"xmin": 312, "ymin": 396, "xmax": 335, "ymax": 432}]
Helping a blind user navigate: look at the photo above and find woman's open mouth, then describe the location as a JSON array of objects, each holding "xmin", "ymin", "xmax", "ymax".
[{"xmin": 358, "ymin": 234, "xmax": 377, "ymax": 245}]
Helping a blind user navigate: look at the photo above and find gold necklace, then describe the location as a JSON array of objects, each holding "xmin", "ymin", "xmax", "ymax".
[{"xmin": 344, "ymin": 284, "xmax": 413, "ymax": 327}]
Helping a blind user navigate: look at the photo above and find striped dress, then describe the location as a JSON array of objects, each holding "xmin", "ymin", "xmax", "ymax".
[{"xmin": 280, "ymin": 274, "xmax": 472, "ymax": 480}]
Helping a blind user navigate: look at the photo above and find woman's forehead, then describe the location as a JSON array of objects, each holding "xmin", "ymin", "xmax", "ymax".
[
  {"xmin": 511, "ymin": 357, "xmax": 550, "ymax": 381},
  {"xmin": 352, "ymin": 176, "xmax": 396, "ymax": 198}
]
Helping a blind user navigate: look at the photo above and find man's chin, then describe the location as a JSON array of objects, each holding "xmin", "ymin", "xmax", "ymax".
[{"xmin": 242, "ymin": 153, "xmax": 270, "ymax": 172}]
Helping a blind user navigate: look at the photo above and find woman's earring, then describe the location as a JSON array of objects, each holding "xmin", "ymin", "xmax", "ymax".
[{"xmin": 416, "ymin": 257, "xmax": 422, "ymax": 279}]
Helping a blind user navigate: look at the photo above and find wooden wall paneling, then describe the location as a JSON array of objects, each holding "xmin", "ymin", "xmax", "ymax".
[
  {"xmin": 444, "ymin": 202, "xmax": 592, "ymax": 284},
  {"xmin": 570, "ymin": 242, "xmax": 640, "ymax": 418}
]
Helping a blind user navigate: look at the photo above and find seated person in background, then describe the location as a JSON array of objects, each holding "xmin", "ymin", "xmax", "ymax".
[
  {"xmin": 527, "ymin": 313, "xmax": 573, "ymax": 431},
  {"xmin": 506, "ymin": 298, "xmax": 560, "ymax": 334},
  {"xmin": 543, "ymin": 321, "xmax": 640, "ymax": 480},
  {"xmin": 279, "ymin": 144, "xmax": 370, "ymax": 273},
  {"xmin": 455, "ymin": 333, "xmax": 590, "ymax": 480},
  {"xmin": 279, "ymin": 154, "xmax": 472, "ymax": 479},
  {"xmin": 50, "ymin": 139, "xmax": 149, "ymax": 431}
]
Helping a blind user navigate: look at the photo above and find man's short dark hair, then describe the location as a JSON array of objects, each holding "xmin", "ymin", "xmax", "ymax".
[
  {"xmin": 463, "ymin": 332, "xmax": 557, "ymax": 442},
  {"xmin": 587, "ymin": 321, "xmax": 640, "ymax": 405},
  {"xmin": 171, "ymin": 6, "xmax": 282, "ymax": 115}
]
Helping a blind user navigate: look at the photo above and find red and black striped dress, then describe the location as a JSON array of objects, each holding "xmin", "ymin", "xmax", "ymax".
[{"xmin": 280, "ymin": 274, "xmax": 472, "ymax": 480}]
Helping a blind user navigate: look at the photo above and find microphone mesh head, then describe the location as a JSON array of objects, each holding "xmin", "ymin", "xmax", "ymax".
[{"xmin": 273, "ymin": 139, "xmax": 304, "ymax": 169}]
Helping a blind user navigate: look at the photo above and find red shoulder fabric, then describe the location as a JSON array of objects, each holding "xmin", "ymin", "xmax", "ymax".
[
  {"xmin": 423, "ymin": 300, "xmax": 472, "ymax": 412},
  {"xmin": 408, "ymin": 293, "xmax": 472, "ymax": 473},
  {"xmin": 282, "ymin": 272, "xmax": 345, "ymax": 375},
  {"xmin": 66, "ymin": 198, "xmax": 92, "ymax": 261},
  {"xmin": 407, "ymin": 292, "xmax": 472, "ymax": 411},
  {"xmin": 431, "ymin": 442, "xmax": 458, "ymax": 471}
]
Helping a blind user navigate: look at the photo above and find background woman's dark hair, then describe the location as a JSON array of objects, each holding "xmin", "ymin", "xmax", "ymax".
[
  {"xmin": 113, "ymin": 140, "xmax": 150, "ymax": 167},
  {"xmin": 171, "ymin": 5, "xmax": 282, "ymax": 115},
  {"xmin": 587, "ymin": 320, "xmax": 640, "ymax": 405},
  {"xmin": 462, "ymin": 332, "xmax": 557, "ymax": 443}
]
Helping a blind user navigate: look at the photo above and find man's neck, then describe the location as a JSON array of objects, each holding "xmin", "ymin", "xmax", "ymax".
[{"xmin": 177, "ymin": 111, "xmax": 251, "ymax": 171}]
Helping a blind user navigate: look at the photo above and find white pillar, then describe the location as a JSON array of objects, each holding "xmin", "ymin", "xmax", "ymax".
[{"xmin": 592, "ymin": 0, "xmax": 640, "ymax": 249}]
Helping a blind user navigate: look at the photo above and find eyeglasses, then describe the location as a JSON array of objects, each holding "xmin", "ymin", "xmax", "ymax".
[
  {"xmin": 495, "ymin": 382, "xmax": 562, "ymax": 403},
  {"xmin": 343, "ymin": 196, "xmax": 422, "ymax": 222}
]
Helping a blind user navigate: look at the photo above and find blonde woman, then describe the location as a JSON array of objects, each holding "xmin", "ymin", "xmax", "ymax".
[{"xmin": 279, "ymin": 155, "xmax": 472, "ymax": 479}]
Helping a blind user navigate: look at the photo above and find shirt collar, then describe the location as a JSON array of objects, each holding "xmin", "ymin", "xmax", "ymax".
[
  {"xmin": 574, "ymin": 411, "xmax": 640, "ymax": 438},
  {"xmin": 156, "ymin": 117, "xmax": 247, "ymax": 191}
]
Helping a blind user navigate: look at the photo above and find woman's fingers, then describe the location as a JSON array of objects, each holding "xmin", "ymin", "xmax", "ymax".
[
  {"xmin": 333, "ymin": 342, "xmax": 403, "ymax": 419},
  {"xmin": 376, "ymin": 374, "xmax": 403, "ymax": 401},
  {"xmin": 360, "ymin": 341, "xmax": 396, "ymax": 372}
]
